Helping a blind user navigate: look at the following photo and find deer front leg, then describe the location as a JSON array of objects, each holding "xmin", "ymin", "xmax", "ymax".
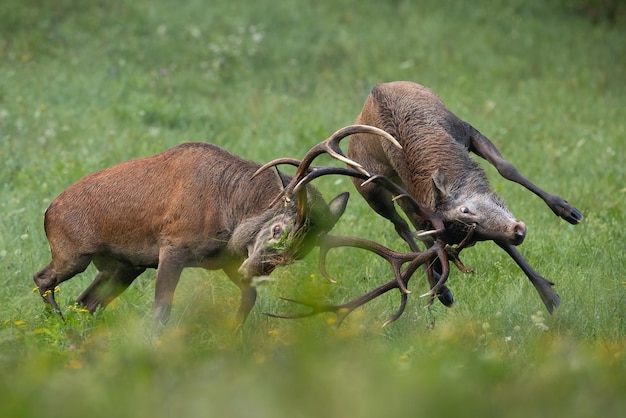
[
  {"xmin": 468, "ymin": 128, "xmax": 583, "ymax": 224},
  {"xmin": 224, "ymin": 265, "xmax": 258, "ymax": 327},
  {"xmin": 153, "ymin": 247, "xmax": 187, "ymax": 326},
  {"xmin": 352, "ymin": 176, "xmax": 421, "ymax": 251},
  {"xmin": 496, "ymin": 241, "xmax": 561, "ymax": 314}
]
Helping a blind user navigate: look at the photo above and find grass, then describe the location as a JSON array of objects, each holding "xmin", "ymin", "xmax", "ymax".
[{"xmin": 1, "ymin": 0, "xmax": 625, "ymax": 417}]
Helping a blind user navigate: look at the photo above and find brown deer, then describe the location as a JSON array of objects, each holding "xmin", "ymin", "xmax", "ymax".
[
  {"xmin": 347, "ymin": 81, "xmax": 583, "ymax": 314},
  {"xmin": 33, "ymin": 125, "xmax": 402, "ymax": 326}
]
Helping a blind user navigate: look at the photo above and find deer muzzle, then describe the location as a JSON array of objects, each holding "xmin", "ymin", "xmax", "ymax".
[{"xmin": 512, "ymin": 220, "xmax": 526, "ymax": 245}]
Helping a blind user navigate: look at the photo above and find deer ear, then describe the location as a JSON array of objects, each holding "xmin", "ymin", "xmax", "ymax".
[
  {"xmin": 326, "ymin": 192, "xmax": 350, "ymax": 229},
  {"xmin": 431, "ymin": 168, "xmax": 450, "ymax": 203}
]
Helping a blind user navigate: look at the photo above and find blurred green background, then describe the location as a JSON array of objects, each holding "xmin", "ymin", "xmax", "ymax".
[{"xmin": 1, "ymin": 0, "xmax": 625, "ymax": 417}]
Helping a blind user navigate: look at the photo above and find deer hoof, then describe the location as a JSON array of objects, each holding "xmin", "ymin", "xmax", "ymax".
[{"xmin": 564, "ymin": 206, "xmax": 583, "ymax": 225}]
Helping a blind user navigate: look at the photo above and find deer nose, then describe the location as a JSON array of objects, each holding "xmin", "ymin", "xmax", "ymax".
[{"xmin": 512, "ymin": 221, "xmax": 526, "ymax": 245}]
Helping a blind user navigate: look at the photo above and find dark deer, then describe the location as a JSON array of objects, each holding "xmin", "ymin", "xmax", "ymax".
[
  {"xmin": 33, "ymin": 125, "xmax": 401, "ymax": 326},
  {"xmin": 347, "ymin": 81, "xmax": 583, "ymax": 314}
]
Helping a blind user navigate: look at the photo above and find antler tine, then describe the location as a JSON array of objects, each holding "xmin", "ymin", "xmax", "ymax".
[
  {"xmin": 307, "ymin": 124, "xmax": 401, "ymax": 171},
  {"xmin": 288, "ymin": 124, "xmax": 402, "ymax": 193},
  {"xmin": 252, "ymin": 157, "xmax": 303, "ymax": 179},
  {"xmin": 252, "ymin": 125, "xmax": 401, "ymax": 209},
  {"xmin": 363, "ymin": 174, "xmax": 446, "ymax": 234},
  {"xmin": 267, "ymin": 241, "xmax": 441, "ymax": 326},
  {"xmin": 265, "ymin": 278, "xmax": 401, "ymax": 327},
  {"xmin": 250, "ymin": 158, "xmax": 305, "ymax": 208},
  {"xmin": 420, "ymin": 241, "xmax": 450, "ymax": 300},
  {"xmin": 293, "ymin": 166, "xmax": 369, "ymax": 194},
  {"xmin": 319, "ymin": 235, "xmax": 421, "ymax": 293},
  {"xmin": 382, "ymin": 292, "xmax": 409, "ymax": 328},
  {"xmin": 322, "ymin": 124, "xmax": 401, "ymax": 163}
]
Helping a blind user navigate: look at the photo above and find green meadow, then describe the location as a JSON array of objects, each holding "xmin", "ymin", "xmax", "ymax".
[{"xmin": 1, "ymin": 0, "xmax": 625, "ymax": 416}]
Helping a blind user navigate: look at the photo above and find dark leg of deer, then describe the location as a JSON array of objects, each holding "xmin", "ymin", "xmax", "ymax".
[
  {"xmin": 496, "ymin": 241, "xmax": 561, "ymax": 314},
  {"xmin": 468, "ymin": 128, "xmax": 583, "ymax": 224},
  {"xmin": 351, "ymin": 176, "xmax": 422, "ymax": 251},
  {"xmin": 77, "ymin": 267, "xmax": 146, "ymax": 313}
]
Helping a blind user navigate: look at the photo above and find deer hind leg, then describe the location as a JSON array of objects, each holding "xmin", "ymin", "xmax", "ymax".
[
  {"xmin": 223, "ymin": 264, "xmax": 257, "ymax": 327},
  {"xmin": 34, "ymin": 253, "xmax": 92, "ymax": 314},
  {"xmin": 468, "ymin": 128, "xmax": 583, "ymax": 224},
  {"xmin": 76, "ymin": 258, "xmax": 146, "ymax": 313}
]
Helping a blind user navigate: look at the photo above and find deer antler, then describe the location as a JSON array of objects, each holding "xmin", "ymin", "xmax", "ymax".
[
  {"xmin": 266, "ymin": 237, "xmax": 442, "ymax": 326},
  {"xmin": 267, "ymin": 222, "xmax": 479, "ymax": 327},
  {"xmin": 317, "ymin": 235, "xmax": 419, "ymax": 294},
  {"xmin": 252, "ymin": 125, "xmax": 401, "ymax": 207},
  {"xmin": 256, "ymin": 162, "xmax": 454, "ymax": 311}
]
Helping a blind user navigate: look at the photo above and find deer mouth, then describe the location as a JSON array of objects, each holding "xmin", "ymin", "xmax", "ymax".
[{"xmin": 441, "ymin": 221, "xmax": 478, "ymax": 245}]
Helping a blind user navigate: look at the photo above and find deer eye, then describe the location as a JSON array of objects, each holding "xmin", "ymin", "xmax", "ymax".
[
  {"xmin": 460, "ymin": 206, "xmax": 470, "ymax": 214},
  {"xmin": 272, "ymin": 225, "xmax": 284, "ymax": 239}
]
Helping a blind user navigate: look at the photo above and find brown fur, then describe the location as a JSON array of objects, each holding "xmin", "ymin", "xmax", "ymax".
[
  {"xmin": 34, "ymin": 143, "xmax": 348, "ymax": 325},
  {"xmin": 348, "ymin": 81, "xmax": 582, "ymax": 313},
  {"xmin": 350, "ymin": 81, "xmax": 520, "ymax": 246}
]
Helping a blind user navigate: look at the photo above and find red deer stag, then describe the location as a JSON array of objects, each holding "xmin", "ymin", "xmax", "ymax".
[
  {"xmin": 348, "ymin": 81, "xmax": 583, "ymax": 313},
  {"xmin": 33, "ymin": 125, "xmax": 401, "ymax": 326}
]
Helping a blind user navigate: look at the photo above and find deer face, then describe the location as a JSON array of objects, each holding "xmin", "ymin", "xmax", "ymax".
[
  {"xmin": 237, "ymin": 192, "xmax": 349, "ymax": 279},
  {"xmin": 432, "ymin": 168, "xmax": 526, "ymax": 246}
]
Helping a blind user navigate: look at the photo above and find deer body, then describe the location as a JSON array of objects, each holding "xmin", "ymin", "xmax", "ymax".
[
  {"xmin": 35, "ymin": 142, "xmax": 349, "ymax": 325},
  {"xmin": 349, "ymin": 81, "xmax": 582, "ymax": 312}
]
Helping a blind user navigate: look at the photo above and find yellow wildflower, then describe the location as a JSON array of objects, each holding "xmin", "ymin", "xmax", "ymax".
[{"xmin": 66, "ymin": 359, "xmax": 83, "ymax": 370}]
